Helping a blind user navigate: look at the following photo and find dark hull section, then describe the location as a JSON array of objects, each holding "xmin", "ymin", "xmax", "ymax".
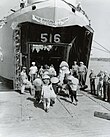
[
  {"xmin": 68, "ymin": 26, "xmax": 93, "ymax": 67},
  {"xmin": 20, "ymin": 22, "xmax": 93, "ymax": 72},
  {"xmin": 0, "ymin": 0, "xmax": 93, "ymax": 89},
  {"xmin": 0, "ymin": 76, "xmax": 13, "ymax": 90}
]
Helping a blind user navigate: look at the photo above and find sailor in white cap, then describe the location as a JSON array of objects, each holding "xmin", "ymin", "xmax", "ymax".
[
  {"xmin": 89, "ymin": 69, "xmax": 96, "ymax": 95},
  {"xmin": 78, "ymin": 61, "xmax": 87, "ymax": 87},
  {"xmin": 29, "ymin": 62, "xmax": 38, "ymax": 83},
  {"xmin": 41, "ymin": 75, "xmax": 56, "ymax": 112}
]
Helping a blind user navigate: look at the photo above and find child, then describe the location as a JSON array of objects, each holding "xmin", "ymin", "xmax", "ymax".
[
  {"xmin": 33, "ymin": 76, "xmax": 43, "ymax": 103},
  {"xmin": 67, "ymin": 75, "xmax": 79, "ymax": 105},
  {"xmin": 41, "ymin": 75, "xmax": 56, "ymax": 112}
]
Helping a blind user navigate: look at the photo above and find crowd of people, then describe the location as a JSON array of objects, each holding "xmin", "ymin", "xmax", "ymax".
[
  {"xmin": 89, "ymin": 69, "xmax": 110, "ymax": 102},
  {"xmin": 20, "ymin": 60, "xmax": 110, "ymax": 113},
  {"xmin": 20, "ymin": 61, "xmax": 88, "ymax": 112}
]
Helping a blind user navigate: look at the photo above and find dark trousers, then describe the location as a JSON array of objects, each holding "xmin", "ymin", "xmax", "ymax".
[
  {"xmin": 103, "ymin": 82, "xmax": 108, "ymax": 100},
  {"xmin": 69, "ymin": 90, "xmax": 78, "ymax": 102},
  {"xmin": 79, "ymin": 73, "xmax": 86, "ymax": 86},
  {"xmin": 107, "ymin": 84, "xmax": 110, "ymax": 102},
  {"xmin": 67, "ymin": 84, "xmax": 78, "ymax": 102},
  {"xmin": 72, "ymin": 71, "xmax": 78, "ymax": 78},
  {"xmin": 35, "ymin": 90, "xmax": 41, "ymax": 102},
  {"xmin": 90, "ymin": 79, "xmax": 95, "ymax": 95}
]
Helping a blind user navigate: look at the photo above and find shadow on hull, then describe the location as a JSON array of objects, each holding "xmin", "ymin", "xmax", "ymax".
[{"xmin": 0, "ymin": 76, "xmax": 13, "ymax": 90}]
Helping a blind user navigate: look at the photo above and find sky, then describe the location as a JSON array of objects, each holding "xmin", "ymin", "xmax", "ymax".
[
  {"xmin": 82, "ymin": 0, "xmax": 110, "ymax": 58},
  {"xmin": 0, "ymin": 0, "xmax": 110, "ymax": 58}
]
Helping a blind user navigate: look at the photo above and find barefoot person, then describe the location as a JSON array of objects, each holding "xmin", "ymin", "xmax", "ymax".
[{"xmin": 41, "ymin": 75, "xmax": 56, "ymax": 112}]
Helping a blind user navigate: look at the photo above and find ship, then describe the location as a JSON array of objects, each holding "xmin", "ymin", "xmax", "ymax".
[{"xmin": 0, "ymin": 0, "xmax": 94, "ymax": 89}]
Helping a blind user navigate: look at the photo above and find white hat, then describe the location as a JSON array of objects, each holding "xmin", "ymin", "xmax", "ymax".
[
  {"xmin": 74, "ymin": 61, "xmax": 77, "ymax": 63},
  {"xmin": 60, "ymin": 61, "xmax": 69, "ymax": 68},
  {"xmin": 22, "ymin": 67, "xmax": 26, "ymax": 70},
  {"xmin": 42, "ymin": 75, "xmax": 50, "ymax": 80},
  {"xmin": 32, "ymin": 62, "xmax": 35, "ymax": 65},
  {"xmin": 61, "ymin": 66, "xmax": 68, "ymax": 70},
  {"xmin": 51, "ymin": 77, "xmax": 59, "ymax": 84},
  {"xmin": 43, "ymin": 71, "xmax": 49, "ymax": 75},
  {"xmin": 80, "ymin": 61, "xmax": 83, "ymax": 64},
  {"xmin": 65, "ymin": 70, "xmax": 70, "ymax": 74},
  {"xmin": 67, "ymin": 75, "xmax": 74, "ymax": 81}
]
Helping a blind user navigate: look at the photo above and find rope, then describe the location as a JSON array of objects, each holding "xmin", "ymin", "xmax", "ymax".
[{"xmin": 93, "ymin": 40, "xmax": 110, "ymax": 54}]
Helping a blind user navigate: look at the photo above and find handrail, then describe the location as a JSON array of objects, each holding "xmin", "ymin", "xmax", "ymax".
[{"xmin": 61, "ymin": 0, "xmax": 91, "ymax": 25}]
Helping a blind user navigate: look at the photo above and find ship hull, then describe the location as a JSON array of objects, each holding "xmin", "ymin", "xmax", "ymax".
[{"xmin": 0, "ymin": 0, "xmax": 93, "ymax": 89}]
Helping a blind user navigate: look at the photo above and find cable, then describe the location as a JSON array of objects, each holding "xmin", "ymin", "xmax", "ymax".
[
  {"xmin": 92, "ymin": 46, "xmax": 110, "ymax": 54},
  {"xmin": 93, "ymin": 40, "xmax": 110, "ymax": 53}
]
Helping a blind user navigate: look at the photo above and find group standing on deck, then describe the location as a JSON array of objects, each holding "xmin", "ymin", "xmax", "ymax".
[{"xmin": 89, "ymin": 69, "xmax": 110, "ymax": 102}]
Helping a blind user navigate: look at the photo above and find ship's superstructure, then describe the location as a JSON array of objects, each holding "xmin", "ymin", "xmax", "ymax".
[{"xmin": 0, "ymin": 0, "xmax": 94, "ymax": 89}]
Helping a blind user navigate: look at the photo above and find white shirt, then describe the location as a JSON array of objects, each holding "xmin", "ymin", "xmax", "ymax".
[
  {"xmin": 41, "ymin": 84, "xmax": 56, "ymax": 98},
  {"xmin": 21, "ymin": 71, "xmax": 28, "ymax": 80},
  {"xmin": 68, "ymin": 77, "xmax": 79, "ymax": 91},
  {"xmin": 29, "ymin": 66, "xmax": 38, "ymax": 75},
  {"xmin": 49, "ymin": 67, "xmax": 56, "ymax": 76},
  {"xmin": 20, "ymin": 0, "xmax": 26, "ymax": 3}
]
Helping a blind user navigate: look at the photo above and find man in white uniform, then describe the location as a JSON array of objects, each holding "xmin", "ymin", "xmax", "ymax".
[{"xmin": 29, "ymin": 62, "xmax": 38, "ymax": 83}]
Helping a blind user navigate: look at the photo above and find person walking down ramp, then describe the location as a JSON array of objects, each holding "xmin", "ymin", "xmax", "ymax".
[
  {"xmin": 41, "ymin": 75, "xmax": 56, "ymax": 112},
  {"xmin": 67, "ymin": 75, "xmax": 79, "ymax": 105},
  {"xmin": 33, "ymin": 76, "xmax": 43, "ymax": 103}
]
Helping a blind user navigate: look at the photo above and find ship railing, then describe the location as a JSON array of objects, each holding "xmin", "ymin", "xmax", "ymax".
[
  {"xmin": 61, "ymin": 0, "xmax": 91, "ymax": 25},
  {"xmin": 1, "ymin": 0, "xmax": 91, "ymax": 26}
]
